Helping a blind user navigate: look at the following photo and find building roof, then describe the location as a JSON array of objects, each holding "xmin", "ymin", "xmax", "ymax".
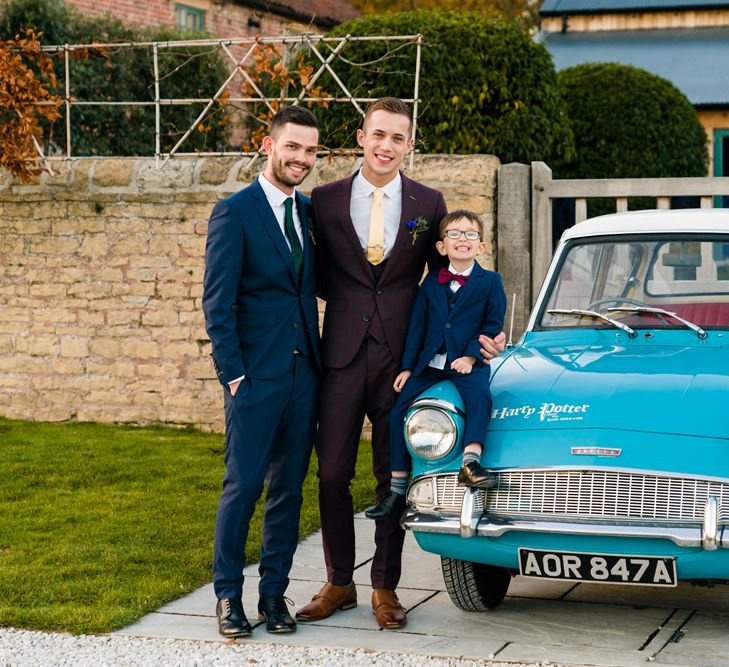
[
  {"xmin": 541, "ymin": 0, "xmax": 729, "ymax": 15},
  {"xmin": 244, "ymin": 0, "xmax": 360, "ymax": 28},
  {"xmin": 563, "ymin": 209, "xmax": 729, "ymax": 240},
  {"xmin": 541, "ymin": 27, "xmax": 729, "ymax": 105}
]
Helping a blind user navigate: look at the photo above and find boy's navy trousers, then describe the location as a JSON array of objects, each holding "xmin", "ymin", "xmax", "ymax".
[{"xmin": 389, "ymin": 365, "xmax": 492, "ymax": 472}]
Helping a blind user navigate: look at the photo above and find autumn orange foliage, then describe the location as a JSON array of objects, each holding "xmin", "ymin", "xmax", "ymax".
[
  {"xmin": 0, "ymin": 29, "xmax": 61, "ymax": 182},
  {"xmin": 240, "ymin": 44, "xmax": 332, "ymax": 152},
  {"xmin": 0, "ymin": 32, "xmax": 334, "ymax": 172}
]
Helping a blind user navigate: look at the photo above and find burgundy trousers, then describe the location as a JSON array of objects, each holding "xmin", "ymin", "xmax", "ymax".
[{"xmin": 315, "ymin": 335, "xmax": 405, "ymax": 590}]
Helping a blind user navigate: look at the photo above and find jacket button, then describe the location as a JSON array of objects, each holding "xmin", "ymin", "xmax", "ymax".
[
  {"xmin": 363, "ymin": 315, "xmax": 370, "ymax": 322},
  {"xmin": 445, "ymin": 323, "xmax": 451, "ymax": 329},
  {"xmin": 376, "ymin": 289, "xmax": 382, "ymax": 295},
  {"xmin": 292, "ymin": 322, "xmax": 299, "ymax": 328}
]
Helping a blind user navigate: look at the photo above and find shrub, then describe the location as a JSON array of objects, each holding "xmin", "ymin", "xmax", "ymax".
[
  {"xmin": 554, "ymin": 63, "xmax": 708, "ymax": 179},
  {"xmin": 0, "ymin": 28, "xmax": 61, "ymax": 181},
  {"xmin": 0, "ymin": 0, "xmax": 230, "ymax": 156},
  {"xmin": 312, "ymin": 10, "xmax": 574, "ymax": 164}
]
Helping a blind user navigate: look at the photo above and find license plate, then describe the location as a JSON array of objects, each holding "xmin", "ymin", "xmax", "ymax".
[{"xmin": 518, "ymin": 548, "xmax": 677, "ymax": 587}]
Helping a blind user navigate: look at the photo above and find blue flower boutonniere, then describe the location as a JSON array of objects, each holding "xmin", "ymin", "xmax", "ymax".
[{"xmin": 407, "ymin": 216, "xmax": 430, "ymax": 245}]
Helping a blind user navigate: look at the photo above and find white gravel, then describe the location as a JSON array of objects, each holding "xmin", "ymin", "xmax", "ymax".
[{"xmin": 0, "ymin": 628, "xmax": 551, "ymax": 667}]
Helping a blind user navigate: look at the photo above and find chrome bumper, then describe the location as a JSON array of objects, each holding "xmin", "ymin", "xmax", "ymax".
[{"xmin": 402, "ymin": 490, "xmax": 727, "ymax": 550}]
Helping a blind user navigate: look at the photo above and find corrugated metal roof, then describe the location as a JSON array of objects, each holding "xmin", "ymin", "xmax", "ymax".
[
  {"xmin": 542, "ymin": 27, "xmax": 729, "ymax": 105},
  {"xmin": 541, "ymin": 0, "xmax": 729, "ymax": 15}
]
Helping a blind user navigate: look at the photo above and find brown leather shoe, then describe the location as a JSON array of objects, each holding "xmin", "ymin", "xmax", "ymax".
[
  {"xmin": 372, "ymin": 588, "xmax": 407, "ymax": 629},
  {"xmin": 457, "ymin": 461, "xmax": 498, "ymax": 488},
  {"xmin": 295, "ymin": 582, "xmax": 357, "ymax": 622}
]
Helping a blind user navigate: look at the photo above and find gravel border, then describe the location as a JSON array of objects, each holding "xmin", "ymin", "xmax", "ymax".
[{"xmin": 0, "ymin": 628, "xmax": 554, "ymax": 667}]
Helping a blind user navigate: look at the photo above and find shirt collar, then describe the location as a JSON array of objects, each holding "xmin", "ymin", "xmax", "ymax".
[
  {"xmin": 353, "ymin": 170, "xmax": 402, "ymax": 199},
  {"xmin": 259, "ymin": 173, "xmax": 296, "ymax": 208},
  {"xmin": 448, "ymin": 262, "xmax": 475, "ymax": 277}
]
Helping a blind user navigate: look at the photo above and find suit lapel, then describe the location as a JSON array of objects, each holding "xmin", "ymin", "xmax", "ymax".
[
  {"xmin": 336, "ymin": 174, "xmax": 373, "ymax": 279},
  {"xmin": 450, "ymin": 263, "xmax": 485, "ymax": 317},
  {"xmin": 250, "ymin": 179, "xmax": 296, "ymax": 282},
  {"xmin": 379, "ymin": 172, "xmax": 417, "ymax": 285},
  {"xmin": 428, "ymin": 276, "xmax": 450, "ymax": 320},
  {"xmin": 296, "ymin": 193, "xmax": 311, "ymax": 279}
]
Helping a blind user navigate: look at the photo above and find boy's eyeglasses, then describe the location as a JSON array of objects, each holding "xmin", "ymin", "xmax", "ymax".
[{"xmin": 443, "ymin": 230, "xmax": 481, "ymax": 241}]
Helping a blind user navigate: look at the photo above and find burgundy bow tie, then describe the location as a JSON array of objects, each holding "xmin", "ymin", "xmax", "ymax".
[{"xmin": 438, "ymin": 268, "xmax": 468, "ymax": 287}]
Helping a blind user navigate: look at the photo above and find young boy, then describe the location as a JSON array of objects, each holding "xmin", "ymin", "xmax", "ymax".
[{"xmin": 365, "ymin": 210, "xmax": 507, "ymax": 520}]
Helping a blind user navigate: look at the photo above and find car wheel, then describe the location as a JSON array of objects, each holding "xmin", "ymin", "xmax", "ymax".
[{"xmin": 441, "ymin": 557, "xmax": 511, "ymax": 611}]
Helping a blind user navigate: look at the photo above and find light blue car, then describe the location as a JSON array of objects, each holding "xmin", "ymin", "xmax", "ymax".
[{"xmin": 401, "ymin": 209, "xmax": 729, "ymax": 610}]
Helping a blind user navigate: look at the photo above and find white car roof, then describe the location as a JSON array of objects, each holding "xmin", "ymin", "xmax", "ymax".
[{"xmin": 561, "ymin": 209, "xmax": 729, "ymax": 241}]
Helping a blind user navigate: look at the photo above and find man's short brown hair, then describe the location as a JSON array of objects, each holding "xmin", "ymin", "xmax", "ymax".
[
  {"xmin": 269, "ymin": 106, "xmax": 319, "ymax": 137},
  {"xmin": 438, "ymin": 210, "xmax": 484, "ymax": 239},
  {"xmin": 363, "ymin": 97, "xmax": 412, "ymax": 132}
]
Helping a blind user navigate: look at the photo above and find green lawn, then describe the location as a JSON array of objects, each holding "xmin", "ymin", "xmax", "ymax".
[{"xmin": 0, "ymin": 418, "xmax": 376, "ymax": 634}]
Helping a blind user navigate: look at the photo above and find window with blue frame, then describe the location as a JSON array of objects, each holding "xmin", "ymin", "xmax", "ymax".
[
  {"xmin": 175, "ymin": 4, "xmax": 205, "ymax": 32},
  {"xmin": 713, "ymin": 128, "xmax": 729, "ymax": 209}
]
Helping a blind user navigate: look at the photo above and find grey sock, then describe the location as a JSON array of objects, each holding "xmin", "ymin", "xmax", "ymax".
[
  {"xmin": 390, "ymin": 476, "xmax": 409, "ymax": 496},
  {"xmin": 462, "ymin": 450, "xmax": 480, "ymax": 467}
]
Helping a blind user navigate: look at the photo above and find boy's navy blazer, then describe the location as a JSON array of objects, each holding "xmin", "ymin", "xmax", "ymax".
[
  {"xmin": 202, "ymin": 179, "xmax": 321, "ymax": 385},
  {"xmin": 400, "ymin": 262, "xmax": 506, "ymax": 376}
]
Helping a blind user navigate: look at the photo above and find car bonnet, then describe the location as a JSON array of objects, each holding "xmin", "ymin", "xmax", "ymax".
[{"xmin": 489, "ymin": 330, "xmax": 729, "ymax": 440}]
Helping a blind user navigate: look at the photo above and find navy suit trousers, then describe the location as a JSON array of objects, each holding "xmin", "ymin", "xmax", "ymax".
[
  {"xmin": 389, "ymin": 367, "xmax": 492, "ymax": 472},
  {"xmin": 213, "ymin": 354, "xmax": 318, "ymax": 600}
]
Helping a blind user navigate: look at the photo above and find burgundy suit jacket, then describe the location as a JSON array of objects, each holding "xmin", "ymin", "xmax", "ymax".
[{"xmin": 312, "ymin": 171, "xmax": 448, "ymax": 369}]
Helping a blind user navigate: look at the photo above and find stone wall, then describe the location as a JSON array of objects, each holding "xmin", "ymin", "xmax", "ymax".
[{"xmin": 0, "ymin": 155, "xmax": 499, "ymax": 432}]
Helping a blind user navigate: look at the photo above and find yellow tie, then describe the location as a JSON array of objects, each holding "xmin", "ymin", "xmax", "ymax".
[{"xmin": 367, "ymin": 188, "xmax": 385, "ymax": 265}]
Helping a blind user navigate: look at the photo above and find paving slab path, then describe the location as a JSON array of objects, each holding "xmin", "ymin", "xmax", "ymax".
[{"xmin": 117, "ymin": 515, "xmax": 729, "ymax": 666}]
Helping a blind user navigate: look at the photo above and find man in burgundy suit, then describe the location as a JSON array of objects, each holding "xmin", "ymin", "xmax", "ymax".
[{"xmin": 295, "ymin": 97, "xmax": 447, "ymax": 630}]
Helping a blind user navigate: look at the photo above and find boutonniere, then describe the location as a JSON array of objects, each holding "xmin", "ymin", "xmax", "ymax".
[
  {"xmin": 407, "ymin": 216, "xmax": 430, "ymax": 245},
  {"xmin": 307, "ymin": 220, "xmax": 316, "ymax": 246}
]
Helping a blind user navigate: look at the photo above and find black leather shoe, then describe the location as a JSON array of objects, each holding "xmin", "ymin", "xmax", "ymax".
[
  {"xmin": 216, "ymin": 597, "xmax": 252, "ymax": 638},
  {"xmin": 364, "ymin": 491, "xmax": 406, "ymax": 520},
  {"xmin": 258, "ymin": 595, "xmax": 296, "ymax": 634},
  {"xmin": 458, "ymin": 461, "xmax": 498, "ymax": 488}
]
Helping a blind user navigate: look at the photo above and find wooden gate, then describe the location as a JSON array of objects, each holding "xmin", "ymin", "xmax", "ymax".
[{"xmin": 496, "ymin": 162, "xmax": 729, "ymax": 338}]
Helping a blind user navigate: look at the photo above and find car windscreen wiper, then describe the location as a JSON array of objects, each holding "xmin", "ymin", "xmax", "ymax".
[
  {"xmin": 607, "ymin": 306, "xmax": 707, "ymax": 339},
  {"xmin": 547, "ymin": 309, "xmax": 636, "ymax": 337}
]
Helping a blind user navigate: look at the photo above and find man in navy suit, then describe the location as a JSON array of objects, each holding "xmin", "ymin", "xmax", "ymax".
[
  {"xmin": 202, "ymin": 106, "xmax": 321, "ymax": 638},
  {"xmin": 364, "ymin": 209, "xmax": 507, "ymax": 519}
]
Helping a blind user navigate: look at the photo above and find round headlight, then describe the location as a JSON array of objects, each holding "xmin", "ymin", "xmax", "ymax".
[{"xmin": 405, "ymin": 407, "xmax": 456, "ymax": 460}]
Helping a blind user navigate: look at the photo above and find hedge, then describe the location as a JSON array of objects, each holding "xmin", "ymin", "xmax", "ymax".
[
  {"xmin": 554, "ymin": 63, "xmax": 707, "ymax": 180},
  {"xmin": 312, "ymin": 10, "xmax": 574, "ymax": 165}
]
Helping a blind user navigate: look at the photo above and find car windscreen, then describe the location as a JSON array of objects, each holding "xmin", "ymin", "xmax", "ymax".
[{"xmin": 537, "ymin": 235, "xmax": 729, "ymax": 330}]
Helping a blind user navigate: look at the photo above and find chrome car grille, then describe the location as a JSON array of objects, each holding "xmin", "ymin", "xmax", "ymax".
[{"xmin": 432, "ymin": 469, "xmax": 729, "ymax": 523}]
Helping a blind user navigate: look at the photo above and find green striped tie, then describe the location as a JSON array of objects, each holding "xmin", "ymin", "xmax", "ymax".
[{"xmin": 284, "ymin": 197, "xmax": 302, "ymax": 274}]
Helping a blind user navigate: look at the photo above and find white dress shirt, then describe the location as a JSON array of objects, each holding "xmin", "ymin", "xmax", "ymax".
[
  {"xmin": 428, "ymin": 262, "xmax": 475, "ymax": 370},
  {"xmin": 350, "ymin": 171, "xmax": 402, "ymax": 261},
  {"xmin": 258, "ymin": 173, "xmax": 304, "ymax": 248},
  {"xmin": 230, "ymin": 175, "xmax": 304, "ymax": 387}
]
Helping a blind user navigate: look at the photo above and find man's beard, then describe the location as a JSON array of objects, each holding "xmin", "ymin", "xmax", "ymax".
[{"xmin": 272, "ymin": 156, "xmax": 309, "ymax": 187}]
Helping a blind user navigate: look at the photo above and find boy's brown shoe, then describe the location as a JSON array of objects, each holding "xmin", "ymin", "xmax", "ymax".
[
  {"xmin": 458, "ymin": 461, "xmax": 498, "ymax": 488},
  {"xmin": 372, "ymin": 588, "xmax": 407, "ymax": 629},
  {"xmin": 295, "ymin": 582, "xmax": 357, "ymax": 622}
]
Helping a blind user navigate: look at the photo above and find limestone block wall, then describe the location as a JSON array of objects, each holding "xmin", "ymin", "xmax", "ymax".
[{"xmin": 0, "ymin": 154, "xmax": 499, "ymax": 432}]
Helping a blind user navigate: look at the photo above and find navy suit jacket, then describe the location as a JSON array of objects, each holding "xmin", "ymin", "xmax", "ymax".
[
  {"xmin": 202, "ymin": 179, "xmax": 321, "ymax": 385},
  {"xmin": 400, "ymin": 263, "xmax": 506, "ymax": 376}
]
